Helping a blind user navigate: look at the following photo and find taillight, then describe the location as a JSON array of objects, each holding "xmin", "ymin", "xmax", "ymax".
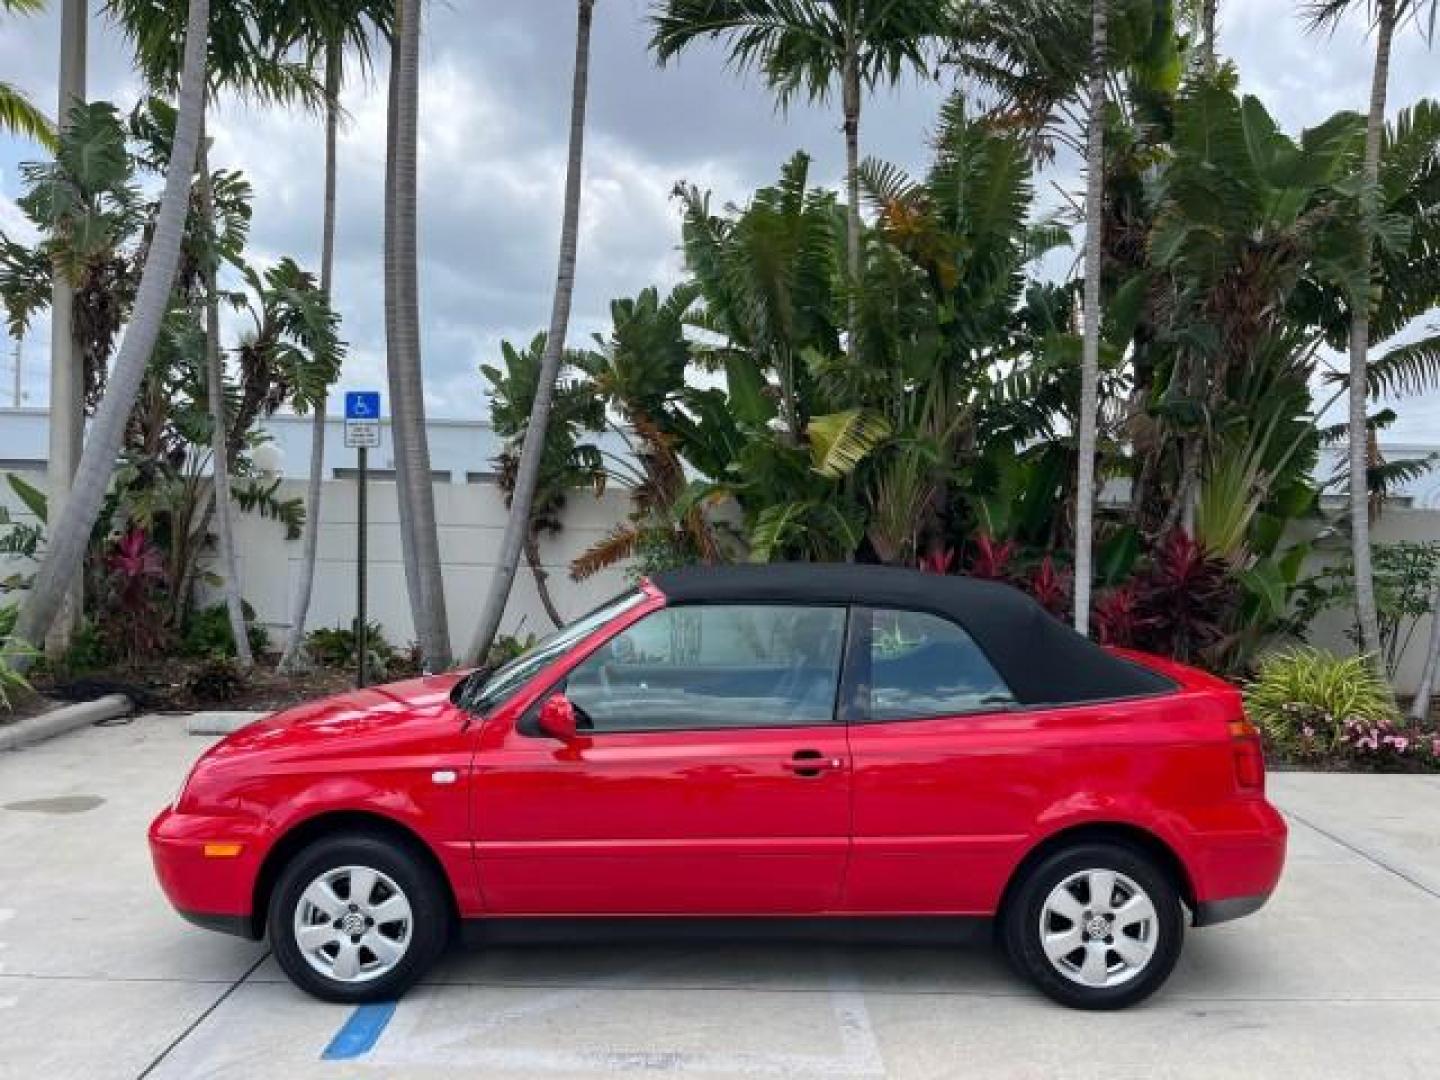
[{"xmin": 1228, "ymin": 716, "xmax": 1265, "ymax": 793}]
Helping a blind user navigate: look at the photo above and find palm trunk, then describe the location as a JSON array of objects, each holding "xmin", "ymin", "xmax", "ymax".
[
  {"xmin": 197, "ymin": 122, "xmax": 253, "ymax": 670},
  {"xmin": 1073, "ymin": 0, "xmax": 1108, "ymax": 637},
  {"xmin": 1201, "ymin": 0, "xmax": 1218, "ymax": 76},
  {"xmin": 11, "ymin": 0, "xmax": 210, "ymax": 665},
  {"xmin": 842, "ymin": 37, "xmax": 861, "ymax": 342},
  {"xmin": 525, "ymin": 532, "xmax": 564, "ymax": 629},
  {"xmin": 1411, "ymin": 576, "xmax": 1440, "ymax": 722},
  {"xmin": 43, "ymin": 0, "xmax": 87, "ymax": 659},
  {"xmin": 386, "ymin": 0, "xmax": 451, "ymax": 670},
  {"xmin": 1348, "ymin": 0, "xmax": 1394, "ymax": 666},
  {"xmin": 466, "ymin": 0, "xmax": 595, "ymax": 666},
  {"xmin": 279, "ymin": 37, "xmax": 342, "ymax": 675},
  {"xmin": 382, "ymin": 13, "xmax": 425, "ymax": 645}
]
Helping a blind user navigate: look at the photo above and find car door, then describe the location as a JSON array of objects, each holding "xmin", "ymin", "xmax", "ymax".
[
  {"xmin": 472, "ymin": 602, "xmax": 853, "ymax": 916},
  {"xmin": 842, "ymin": 605, "xmax": 1041, "ymax": 915}
]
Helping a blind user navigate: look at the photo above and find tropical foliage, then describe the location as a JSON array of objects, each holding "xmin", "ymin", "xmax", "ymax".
[
  {"xmin": 1245, "ymin": 646, "xmax": 1440, "ymax": 768},
  {"xmin": 482, "ymin": 56, "xmax": 1440, "ymax": 682},
  {"xmin": 0, "ymin": 89, "xmax": 341, "ymax": 667}
]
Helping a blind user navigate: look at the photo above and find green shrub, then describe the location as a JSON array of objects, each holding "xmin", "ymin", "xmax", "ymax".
[
  {"xmin": 60, "ymin": 621, "xmax": 113, "ymax": 675},
  {"xmin": 187, "ymin": 656, "xmax": 248, "ymax": 703},
  {"xmin": 486, "ymin": 632, "xmax": 537, "ymax": 668},
  {"xmin": 305, "ymin": 620, "xmax": 394, "ymax": 679},
  {"xmin": 0, "ymin": 604, "xmax": 35, "ymax": 714},
  {"xmin": 182, "ymin": 601, "xmax": 270, "ymax": 660},
  {"xmin": 1244, "ymin": 648, "xmax": 1398, "ymax": 758}
]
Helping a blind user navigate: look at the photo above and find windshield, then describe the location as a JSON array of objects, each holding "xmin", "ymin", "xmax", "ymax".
[{"xmin": 461, "ymin": 589, "xmax": 646, "ymax": 713}]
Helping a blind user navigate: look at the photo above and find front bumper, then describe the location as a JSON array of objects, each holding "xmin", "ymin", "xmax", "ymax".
[{"xmin": 149, "ymin": 806, "xmax": 265, "ymax": 939}]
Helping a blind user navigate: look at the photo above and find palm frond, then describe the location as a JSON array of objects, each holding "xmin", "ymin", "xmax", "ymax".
[
  {"xmin": 1366, "ymin": 331, "xmax": 1440, "ymax": 397},
  {"xmin": 570, "ymin": 525, "xmax": 641, "ymax": 582},
  {"xmin": 0, "ymin": 83, "xmax": 55, "ymax": 150},
  {"xmin": 808, "ymin": 408, "xmax": 891, "ymax": 479}
]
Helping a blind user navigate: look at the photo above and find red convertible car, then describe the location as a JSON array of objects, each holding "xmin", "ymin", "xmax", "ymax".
[{"xmin": 151, "ymin": 565, "xmax": 1286, "ymax": 1009}]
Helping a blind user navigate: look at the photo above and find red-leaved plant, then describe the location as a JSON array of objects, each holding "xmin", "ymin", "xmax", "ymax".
[
  {"xmin": 968, "ymin": 534, "xmax": 1017, "ymax": 581},
  {"xmin": 1131, "ymin": 531, "xmax": 1233, "ymax": 663},
  {"xmin": 103, "ymin": 528, "xmax": 170, "ymax": 665},
  {"xmin": 1026, "ymin": 555, "xmax": 1072, "ymax": 619},
  {"xmin": 918, "ymin": 546, "xmax": 955, "ymax": 575},
  {"xmin": 1093, "ymin": 583, "xmax": 1144, "ymax": 647}
]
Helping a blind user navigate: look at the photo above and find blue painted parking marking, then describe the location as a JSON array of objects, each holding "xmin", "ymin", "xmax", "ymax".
[{"xmin": 321, "ymin": 1002, "xmax": 397, "ymax": 1060}]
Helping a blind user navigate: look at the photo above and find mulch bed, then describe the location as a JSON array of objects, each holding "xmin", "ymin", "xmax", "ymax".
[{"xmin": 27, "ymin": 659, "xmax": 367, "ymax": 715}]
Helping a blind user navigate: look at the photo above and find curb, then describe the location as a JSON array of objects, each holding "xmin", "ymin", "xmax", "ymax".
[
  {"xmin": 186, "ymin": 711, "xmax": 269, "ymax": 736},
  {"xmin": 0, "ymin": 694, "xmax": 133, "ymax": 752}
]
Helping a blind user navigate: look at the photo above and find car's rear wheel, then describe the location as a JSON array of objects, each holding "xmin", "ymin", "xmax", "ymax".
[
  {"xmin": 1002, "ymin": 841, "xmax": 1183, "ymax": 1010},
  {"xmin": 269, "ymin": 833, "xmax": 449, "ymax": 1003}
]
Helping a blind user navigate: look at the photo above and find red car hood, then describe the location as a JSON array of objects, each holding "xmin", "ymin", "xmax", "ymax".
[{"xmin": 205, "ymin": 672, "xmax": 469, "ymax": 763}]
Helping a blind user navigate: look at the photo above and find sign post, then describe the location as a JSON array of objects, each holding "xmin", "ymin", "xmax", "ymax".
[{"xmin": 344, "ymin": 391, "xmax": 382, "ymax": 688}]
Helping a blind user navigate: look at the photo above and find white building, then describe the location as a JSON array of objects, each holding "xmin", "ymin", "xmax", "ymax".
[{"xmin": 0, "ymin": 407, "xmax": 637, "ymax": 651}]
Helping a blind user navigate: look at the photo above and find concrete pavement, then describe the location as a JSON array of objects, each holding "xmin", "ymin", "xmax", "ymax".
[{"xmin": 2, "ymin": 715, "xmax": 1438, "ymax": 1079}]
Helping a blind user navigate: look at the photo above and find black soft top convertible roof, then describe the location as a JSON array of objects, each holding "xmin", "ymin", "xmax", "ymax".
[{"xmin": 649, "ymin": 564, "xmax": 1174, "ymax": 707}]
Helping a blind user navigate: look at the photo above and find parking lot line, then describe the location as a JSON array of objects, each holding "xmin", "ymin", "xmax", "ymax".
[
  {"xmin": 321, "ymin": 1001, "xmax": 398, "ymax": 1060},
  {"xmin": 134, "ymin": 952, "xmax": 271, "ymax": 1080},
  {"xmin": 1279, "ymin": 807, "xmax": 1440, "ymax": 904}
]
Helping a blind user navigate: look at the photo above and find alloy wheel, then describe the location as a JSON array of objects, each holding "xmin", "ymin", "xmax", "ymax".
[
  {"xmin": 292, "ymin": 864, "xmax": 414, "ymax": 984},
  {"xmin": 1038, "ymin": 868, "xmax": 1159, "ymax": 989}
]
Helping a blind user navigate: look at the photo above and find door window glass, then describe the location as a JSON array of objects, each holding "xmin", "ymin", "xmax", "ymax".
[
  {"xmin": 866, "ymin": 609, "xmax": 1015, "ymax": 721},
  {"xmin": 565, "ymin": 605, "xmax": 846, "ymax": 731}
]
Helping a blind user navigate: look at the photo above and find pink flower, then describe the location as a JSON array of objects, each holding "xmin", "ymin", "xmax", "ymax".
[
  {"xmin": 1383, "ymin": 735, "xmax": 1410, "ymax": 753},
  {"xmin": 1431, "ymin": 737, "xmax": 1440, "ymax": 757}
]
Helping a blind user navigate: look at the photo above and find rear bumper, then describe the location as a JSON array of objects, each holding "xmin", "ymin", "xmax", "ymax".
[
  {"xmin": 1193, "ymin": 893, "xmax": 1271, "ymax": 926},
  {"xmin": 1185, "ymin": 798, "xmax": 1287, "ymax": 923},
  {"xmin": 149, "ymin": 806, "xmax": 265, "ymax": 939}
]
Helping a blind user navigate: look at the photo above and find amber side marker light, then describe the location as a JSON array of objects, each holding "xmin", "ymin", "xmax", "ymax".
[
  {"xmin": 1229, "ymin": 717, "xmax": 1265, "ymax": 793},
  {"xmin": 203, "ymin": 842, "xmax": 244, "ymax": 859}
]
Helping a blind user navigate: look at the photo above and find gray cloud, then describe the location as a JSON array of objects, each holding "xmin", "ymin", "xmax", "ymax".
[{"xmin": 1, "ymin": 0, "xmax": 1436, "ymax": 429}]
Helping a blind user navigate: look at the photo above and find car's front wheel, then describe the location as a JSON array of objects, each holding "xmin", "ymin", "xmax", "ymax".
[
  {"xmin": 269, "ymin": 833, "xmax": 450, "ymax": 1003},
  {"xmin": 1002, "ymin": 841, "xmax": 1183, "ymax": 1010}
]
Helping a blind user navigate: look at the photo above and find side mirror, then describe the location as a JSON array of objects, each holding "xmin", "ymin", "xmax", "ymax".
[{"xmin": 537, "ymin": 692, "xmax": 578, "ymax": 742}]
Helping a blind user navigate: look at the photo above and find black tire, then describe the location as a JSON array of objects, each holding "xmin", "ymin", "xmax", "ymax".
[
  {"xmin": 1002, "ymin": 841, "xmax": 1184, "ymax": 1010},
  {"xmin": 268, "ymin": 832, "xmax": 450, "ymax": 1004}
]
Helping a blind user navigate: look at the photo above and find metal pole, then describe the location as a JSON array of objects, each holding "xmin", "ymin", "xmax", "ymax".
[{"xmin": 356, "ymin": 445, "xmax": 369, "ymax": 688}]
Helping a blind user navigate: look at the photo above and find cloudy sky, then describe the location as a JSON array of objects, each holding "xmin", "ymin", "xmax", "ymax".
[{"xmin": 1, "ymin": 0, "xmax": 1437, "ymax": 436}]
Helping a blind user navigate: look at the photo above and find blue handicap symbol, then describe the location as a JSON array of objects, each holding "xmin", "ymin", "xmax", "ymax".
[{"xmin": 345, "ymin": 391, "xmax": 381, "ymax": 420}]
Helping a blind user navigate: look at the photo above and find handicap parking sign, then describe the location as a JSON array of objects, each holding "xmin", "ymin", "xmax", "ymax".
[
  {"xmin": 344, "ymin": 391, "xmax": 382, "ymax": 448},
  {"xmin": 345, "ymin": 391, "xmax": 381, "ymax": 420}
]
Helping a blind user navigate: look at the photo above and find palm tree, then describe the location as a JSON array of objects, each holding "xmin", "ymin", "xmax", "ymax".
[
  {"xmin": 1304, "ymin": 0, "xmax": 1437, "ymax": 668},
  {"xmin": 45, "ymin": 0, "xmax": 87, "ymax": 657},
  {"xmin": 1073, "ymin": 0, "xmax": 1108, "ymax": 636},
  {"xmin": 0, "ymin": 0, "xmax": 57, "ymax": 149},
  {"xmin": 482, "ymin": 334, "xmax": 606, "ymax": 628},
  {"xmin": 386, "ymin": 0, "xmax": 451, "ymax": 670},
  {"xmin": 9, "ymin": 0, "xmax": 210, "ymax": 663},
  {"xmin": 649, "ymin": 0, "xmax": 949, "ymax": 335},
  {"xmin": 273, "ymin": 0, "xmax": 392, "ymax": 674},
  {"xmin": 106, "ymin": 0, "xmax": 322, "ymax": 669},
  {"xmin": 465, "ymin": 0, "xmax": 596, "ymax": 667},
  {"xmin": 197, "ymin": 122, "xmax": 252, "ymax": 667}
]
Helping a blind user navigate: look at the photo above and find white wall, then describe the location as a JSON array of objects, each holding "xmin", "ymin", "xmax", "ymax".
[
  {"xmin": 223, "ymin": 477, "xmax": 635, "ymax": 651},
  {"xmin": 1299, "ymin": 508, "xmax": 1440, "ymax": 695},
  {"xmin": 0, "ymin": 465, "xmax": 635, "ymax": 656}
]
